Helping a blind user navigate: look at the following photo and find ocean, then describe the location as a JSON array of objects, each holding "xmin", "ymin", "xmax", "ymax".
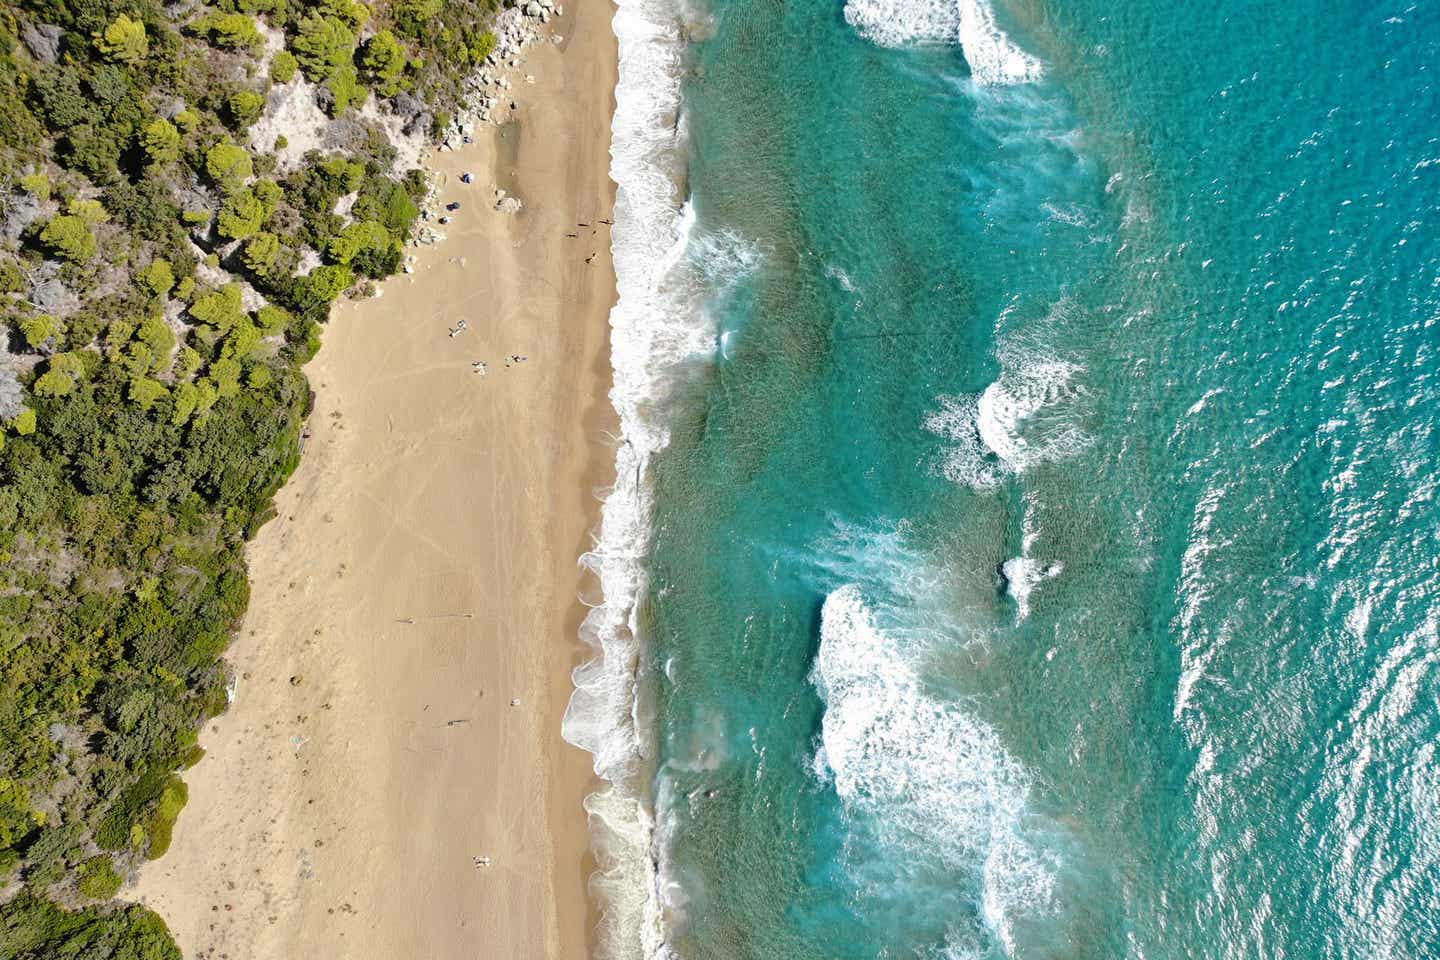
[{"xmin": 565, "ymin": 0, "xmax": 1440, "ymax": 957}]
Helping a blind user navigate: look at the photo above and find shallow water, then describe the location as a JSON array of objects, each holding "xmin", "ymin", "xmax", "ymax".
[{"xmin": 574, "ymin": 0, "xmax": 1440, "ymax": 956}]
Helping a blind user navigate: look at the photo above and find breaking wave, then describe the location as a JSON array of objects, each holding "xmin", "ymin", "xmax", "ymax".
[
  {"xmin": 560, "ymin": 0, "xmax": 716, "ymax": 956},
  {"xmin": 925, "ymin": 343, "xmax": 1088, "ymax": 490},
  {"xmin": 811, "ymin": 585, "xmax": 1058, "ymax": 955},
  {"xmin": 842, "ymin": 0, "xmax": 1045, "ymax": 86}
]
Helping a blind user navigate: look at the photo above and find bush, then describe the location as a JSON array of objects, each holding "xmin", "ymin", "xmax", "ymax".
[
  {"xmin": 18, "ymin": 315, "xmax": 62, "ymax": 351},
  {"xmin": 77, "ymin": 856, "xmax": 124, "ymax": 900},
  {"xmin": 0, "ymin": 894, "xmax": 180, "ymax": 960},
  {"xmin": 140, "ymin": 118, "xmax": 181, "ymax": 165},
  {"xmin": 270, "ymin": 50, "xmax": 299, "ymax": 84},
  {"xmin": 202, "ymin": 13, "xmax": 263, "ymax": 52},
  {"xmin": 327, "ymin": 219, "xmax": 391, "ymax": 266},
  {"xmin": 360, "ymin": 30, "xmax": 408, "ymax": 96},
  {"xmin": 144, "ymin": 776, "xmax": 189, "ymax": 860},
  {"xmin": 204, "ymin": 141, "xmax": 254, "ymax": 192},
  {"xmin": 12, "ymin": 408, "xmax": 36, "ymax": 435},
  {"xmin": 243, "ymin": 232, "xmax": 281, "ymax": 274},
  {"xmin": 316, "ymin": 0, "xmax": 372, "ymax": 28},
  {"xmin": 323, "ymin": 64, "xmax": 368, "ymax": 116},
  {"xmin": 228, "ymin": 90, "xmax": 266, "ymax": 129},
  {"xmin": 39, "ymin": 215, "xmax": 97, "ymax": 263},
  {"xmin": 19, "ymin": 173, "xmax": 51, "ymax": 201},
  {"xmin": 303, "ymin": 264, "xmax": 352, "ymax": 306},
  {"xmin": 139, "ymin": 260, "xmax": 175, "ymax": 299},
  {"xmin": 393, "ymin": 0, "xmax": 443, "ymax": 35},
  {"xmin": 94, "ymin": 14, "xmax": 149, "ymax": 64},
  {"xmin": 218, "ymin": 189, "xmax": 266, "ymax": 240},
  {"xmin": 291, "ymin": 15, "xmax": 356, "ymax": 82}
]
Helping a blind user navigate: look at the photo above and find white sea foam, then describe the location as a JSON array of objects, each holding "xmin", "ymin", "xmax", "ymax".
[
  {"xmin": 926, "ymin": 344, "xmax": 1088, "ymax": 490},
  {"xmin": 812, "ymin": 586, "xmax": 1056, "ymax": 952},
  {"xmin": 560, "ymin": 0, "xmax": 710, "ymax": 955},
  {"xmin": 1000, "ymin": 556, "xmax": 1060, "ymax": 621},
  {"xmin": 842, "ymin": 0, "xmax": 1045, "ymax": 86}
]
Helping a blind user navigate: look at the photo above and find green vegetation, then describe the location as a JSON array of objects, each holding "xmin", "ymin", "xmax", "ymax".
[
  {"xmin": 93, "ymin": 14, "xmax": 148, "ymax": 65},
  {"xmin": 270, "ymin": 49, "xmax": 299, "ymax": 83},
  {"xmin": 0, "ymin": 0, "xmax": 502, "ymax": 952}
]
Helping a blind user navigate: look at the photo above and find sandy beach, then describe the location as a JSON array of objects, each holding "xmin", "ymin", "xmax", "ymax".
[{"xmin": 133, "ymin": 5, "xmax": 617, "ymax": 957}]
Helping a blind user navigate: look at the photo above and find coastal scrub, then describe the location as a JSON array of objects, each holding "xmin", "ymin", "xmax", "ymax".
[{"xmin": 0, "ymin": 0, "xmax": 512, "ymax": 952}]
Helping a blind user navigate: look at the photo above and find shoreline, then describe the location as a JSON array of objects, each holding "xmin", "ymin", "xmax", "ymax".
[{"xmin": 132, "ymin": 3, "xmax": 619, "ymax": 956}]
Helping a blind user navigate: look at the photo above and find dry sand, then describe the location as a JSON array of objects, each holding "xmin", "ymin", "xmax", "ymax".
[{"xmin": 133, "ymin": 6, "xmax": 618, "ymax": 957}]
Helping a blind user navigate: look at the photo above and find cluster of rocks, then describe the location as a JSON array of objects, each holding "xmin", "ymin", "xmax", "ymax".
[
  {"xmin": 439, "ymin": 4, "xmax": 564, "ymax": 149},
  {"xmin": 520, "ymin": 0, "xmax": 562, "ymax": 24}
]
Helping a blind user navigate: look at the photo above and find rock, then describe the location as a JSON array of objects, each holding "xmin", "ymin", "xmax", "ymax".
[
  {"xmin": 523, "ymin": 0, "xmax": 541, "ymax": 15},
  {"xmin": 392, "ymin": 90, "xmax": 425, "ymax": 118},
  {"xmin": 0, "ymin": 361, "xmax": 22, "ymax": 423},
  {"xmin": 1, "ymin": 192, "xmax": 43, "ymax": 243},
  {"xmin": 21, "ymin": 22, "xmax": 61, "ymax": 64},
  {"xmin": 403, "ymin": 110, "xmax": 434, "ymax": 138},
  {"xmin": 24, "ymin": 261, "xmax": 78, "ymax": 317},
  {"xmin": 495, "ymin": 196, "xmax": 522, "ymax": 215}
]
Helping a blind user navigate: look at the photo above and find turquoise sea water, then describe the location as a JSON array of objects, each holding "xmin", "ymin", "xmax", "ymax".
[{"xmin": 573, "ymin": 0, "xmax": 1440, "ymax": 957}]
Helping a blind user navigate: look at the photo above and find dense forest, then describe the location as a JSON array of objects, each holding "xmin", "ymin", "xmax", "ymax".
[{"xmin": 0, "ymin": 0, "xmax": 498, "ymax": 953}]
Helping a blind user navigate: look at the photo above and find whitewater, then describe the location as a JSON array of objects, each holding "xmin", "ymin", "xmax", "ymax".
[{"xmin": 570, "ymin": 0, "xmax": 1440, "ymax": 956}]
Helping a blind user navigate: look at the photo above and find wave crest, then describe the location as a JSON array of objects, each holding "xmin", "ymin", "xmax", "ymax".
[
  {"xmin": 925, "ymin": 345, "xmax": 1088, "ymax": 489},
  {"xmin": 842, "ymin": 0, "xmax": 1045, "ymax": 86},
  {"xmin": 812, "ymin": 585, "xmax": 1056, "ymax": 953}
]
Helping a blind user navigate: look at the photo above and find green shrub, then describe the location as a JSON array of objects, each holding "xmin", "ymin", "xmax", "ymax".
[
  {"xmin": 94, "ymin": 14, "xmax": 149, "ymax": 64},
  {"xmin": 202, "ymin": 12, "xmax": 263, "ymax": 52},
  {"xmin": 205, "ymin": 141, "xmax": 254, "ymax": 192},
  {"xmin": 393, "ymin": 0, "xmax": 443, "ymax": 35},
  {"xmin": 130, "ymin": 377, "xmax": 170, "ymax": 411},
  {"xmin": 12, "ymin": 408, "xmax": 36, "ymax": 435},
  {"xmin": 305, "ymin": 264, "xmax": 352, "ymax": 305},
  {"xmin": 33, "ymin": 353, "xmax": 87, "ymax": 397},
  {"xmin": 271, "ymin": 50, "xmax": 299, "ymax": 84},
  {"xmin": 139, "ymin": 260, "xmax": 176, "ymax": 298},
  {"xmin": 18, "ymin": 314, "xmax": 63, "ymax": 351},
  {"xmin": 360, "ymin": 30, "xmax": 408, "ymax": 96},
  {"xmin": 39, "ymin": 214, "xmax": 97, "ymax": 263},
  {"xmin": 243, "ymin": 231, "xmax": 281, "ymax": 274},
  {"xmin": 217, "ymin": 189, "xmax": 266, "ymax": 240},
  {"xmin": 256, "ymin": 304, "xmax": 292, "ymax": 335},
  {"xmin": 316, "ymin": 0, "xmax": 371, "ymax": 28},
  {"xmin": 77, "ymin": 856, "xmax": 124, "ymax": 900},
  {"xmin": 0, "ymin": 894, "xmax": 181, "ymax": 960},
  {"xmin": 69, "ymin": 198, "xmax": 111, "ymax": 228},
  {"xmin": 140, "ymin": 118, "xmax": 181, "ymax": 165},
  {"xmin": 471, "ymin": 30, "xmax": 497, "ymax": 64},
  {"xmin": 323, "ymin": 64, "xmax": 368, "ymax": 116},
  {"xmin": 228, "ymin": 90, "xmax": 266, "ymax": 129},
  {"xmin": 0, "ymin": 779, "xmax": 42, "ymax": 851},
  {"xmin": 291, "ymin": 15, "xmax": 356, "ymax": 82},
  {"xmin": 327, "ymin": 219, "xmax": 391, "ymax": 265},
  {"xmin": 19, "ymin": 172, "xmax": 51, "ymax": 201}
]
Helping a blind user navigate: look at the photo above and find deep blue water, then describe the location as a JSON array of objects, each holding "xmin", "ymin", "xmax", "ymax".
[{"xmin": 599, "ymin": 0, "xmax": 1440, "ymax": 956}]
